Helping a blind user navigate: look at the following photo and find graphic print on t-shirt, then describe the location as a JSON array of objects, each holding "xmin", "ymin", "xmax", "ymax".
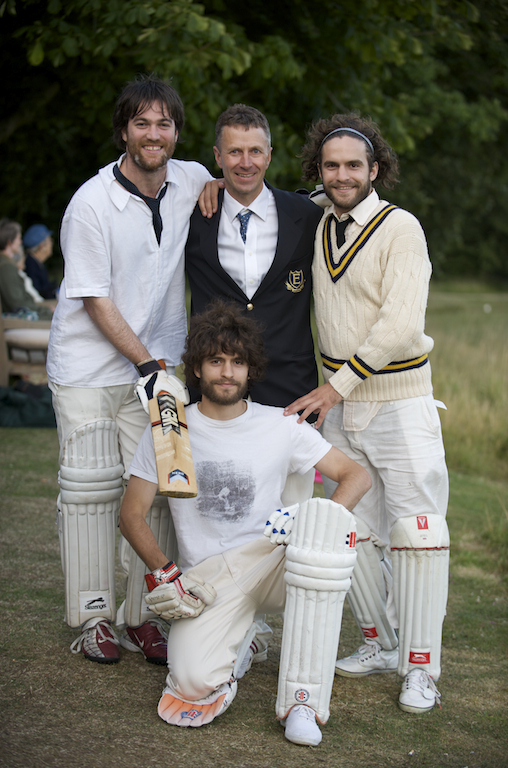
[{"xmin": 196, "ymin": 460, "xmax": 255, "ymax": 521}]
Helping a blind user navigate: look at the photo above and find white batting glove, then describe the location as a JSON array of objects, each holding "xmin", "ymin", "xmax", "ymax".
[
  {"xmin": 144, "ymin": 561, "xmax": 216, "ymax": 620},
  {"xmin": 135, "ymin": 358, "xmax": 190, "ymax": 414},
  {"xmin": 264, "ymin": 503, "xmax": 299, "ymax": 545}
]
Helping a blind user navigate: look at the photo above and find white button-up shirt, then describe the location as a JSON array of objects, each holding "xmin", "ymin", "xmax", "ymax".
[
  {"xmin": 47, "ymin": 157, "xmax": 212, "ymax": 387},
  {"xmin": 217, "ymin": 185, "xmax": 278, "ymax": 299}
]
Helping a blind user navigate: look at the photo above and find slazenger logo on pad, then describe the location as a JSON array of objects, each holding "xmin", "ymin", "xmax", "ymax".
[
  {"xmin": 417, "ymin": 516, "xmax": 429, "ymax": 530},
  {"xmin": 84, "ymin": 597, "xmax": 107, "ymax": 611},
  {"xmin": 409, "ymin": 651, "xmax": 430, "ymax": 664},
  {"xmin": 362, "ymin": 627, "xmax": 378, "ymax": 639}
]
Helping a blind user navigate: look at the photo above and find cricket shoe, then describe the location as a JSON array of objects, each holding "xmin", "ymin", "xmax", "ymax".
[
  {"xmin": 335, "ymin": 638, "xmax": 398, "ymax": 677},
  {"xmin": 399, "ymin": 669, "xmax": 441, "ymax": 713},
  {"xmin": 236, "ymin": 634, "xmax": 270, "ymax": 679},
  {"xmin": 282, "ymin": 705, "xmax": 322, "ymax": 746},
  {"xmin": 235, "ymin": 616, "xmax": 272, "ymax": 680},
  {"xmin": 119, "ymin": 619, "xmax": 169, "ymax": 665},
  {"xmin": 70, "ymin": 617, "xmax": 120, "ymax": 663},
  {"xmin": 158, "ymin": 680, "xmax": 238, "ymax": 727}
]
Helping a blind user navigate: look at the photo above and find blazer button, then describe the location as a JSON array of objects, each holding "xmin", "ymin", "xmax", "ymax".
[{"xmin": 246, "ymin": 303, "xmax": 254, "ymax": 311}]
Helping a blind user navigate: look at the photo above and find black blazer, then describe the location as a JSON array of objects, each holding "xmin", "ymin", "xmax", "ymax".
[{"xmin": 185, "ymin": 184, "xmax": 323, "ymax": 408}]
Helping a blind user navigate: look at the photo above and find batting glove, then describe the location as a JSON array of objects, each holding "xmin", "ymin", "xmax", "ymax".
[
  {"xmin": 264, "ymin": 503, "xmax": 299, "ymax": 545},
  {"xmin": 135, "ymin": 358, "xmax": 190, "ymax": 415},
  {"xmin": 144, "ymin": 561, "xmax": 216, "ymax": 620}
]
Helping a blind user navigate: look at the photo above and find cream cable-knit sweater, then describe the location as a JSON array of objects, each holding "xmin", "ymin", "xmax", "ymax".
[{"xmin": 312, "ymin": 194, "xmax": 434, "ymax": 402}]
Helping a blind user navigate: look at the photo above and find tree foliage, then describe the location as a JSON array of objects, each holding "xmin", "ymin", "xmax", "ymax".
[{"xmin": 1, "ymin": 0, "xmax": 507, "ymax": 278}]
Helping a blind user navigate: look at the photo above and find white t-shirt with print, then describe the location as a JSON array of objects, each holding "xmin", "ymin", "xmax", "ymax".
[{"xmin": 129, "ymin": 401, "xmax": 332, "ymax": 570}]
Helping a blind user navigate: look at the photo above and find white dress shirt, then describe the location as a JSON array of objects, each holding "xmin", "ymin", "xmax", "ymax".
[{"xmin": 217, "ymin": 185, "xmax": 278, "ymax": 299}]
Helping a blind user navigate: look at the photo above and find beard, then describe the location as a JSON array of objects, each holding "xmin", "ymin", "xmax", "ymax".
[
  {"xmin": 199, "ymin": 377, "xmax": 249, "ymax": 406},
  {"xmin": 323, "ymin": 176, "xmax": 372, "ymax": 215},
  {"xmin": 126, "ymin": 138, "xmax": 176, "ymax": 173}
]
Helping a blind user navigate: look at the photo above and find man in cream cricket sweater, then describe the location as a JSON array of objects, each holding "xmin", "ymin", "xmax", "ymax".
[{"xmin": 285, "ymin": 114, "xmax": 450, "ymax": 715}]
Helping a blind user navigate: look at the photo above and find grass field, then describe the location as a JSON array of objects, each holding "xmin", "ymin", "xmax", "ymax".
[{"xmin": 0, "ymin": 285, "xmax": 507, "ymax": 767}]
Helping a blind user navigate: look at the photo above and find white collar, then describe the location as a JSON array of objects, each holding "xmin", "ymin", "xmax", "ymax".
[
  {"xmin": 105, "ymin": 156, "xmax": 179, "ymax": 211},
  {"xmin": 223, "ymin": 184, "xmax": 271, "ymax": 223},
  {"xmin": 346, "ymin": 189, "xmax": 380, "ymax": 226}
]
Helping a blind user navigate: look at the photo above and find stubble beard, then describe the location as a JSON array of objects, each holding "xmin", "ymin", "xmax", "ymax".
[
  {"xmin": 128, "ymin": 139, "xmax": 176, "ymax": 173},
  {"xmin": 324, "ymin": 177, "xmax": 372, "ymax": 215}
]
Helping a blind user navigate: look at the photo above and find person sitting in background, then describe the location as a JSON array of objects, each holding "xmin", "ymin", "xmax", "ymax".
[
  {"xmin": 0, "ymin": 218, "xmax": 53, "ymax": 320},
  {"xmin": 22, "ymin": 224, "xmax": 58, "ymax": 299}
]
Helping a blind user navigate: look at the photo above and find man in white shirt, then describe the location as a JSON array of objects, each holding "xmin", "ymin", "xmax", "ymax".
[
  {"xmin": 285, "ymin": 115, "xmax": 450, "ymax": 714},
  {"xmin": 119, "ymin": 301, "xmax": 371, "ymax": 745},
  {"xmin": 185, "ymin": 104, "xmax": 323, "ymax": 507},
  {"xmin": 46, "ymin": 75, "xmax": 212, "ymax": 665}
]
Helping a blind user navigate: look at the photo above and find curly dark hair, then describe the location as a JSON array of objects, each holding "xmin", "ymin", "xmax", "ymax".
[
  {"xmin": 183, "ymin": 300, "xmax": 268, "ymax": 391},
  {"xmin": 301, "ymin": 112, "xmax": 399, "ymax": 189},
  {"xmin": 112, "ymin": 74, "xmax": 185, "ymax": 150}
]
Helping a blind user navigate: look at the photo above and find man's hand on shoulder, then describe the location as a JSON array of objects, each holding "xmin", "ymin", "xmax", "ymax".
[
  {"xmin": 284, "ymin": 382, "xmax": 343, "ymax": 429},
  {"xmin": 198, "ymin": 178, "xmax": 225, "ymax": 218}
]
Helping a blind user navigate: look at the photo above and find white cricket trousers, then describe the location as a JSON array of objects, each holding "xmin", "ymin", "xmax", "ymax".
[
  {"xmin": 321, "ymin": 394, "xmax": 449, "ymax": 545},
  {"xmin": 166, "ymin": 537, "xmax": 286, "ymax": 701},
  {"xmin": 48, "ymin": 381, "xmax": 150, "ymax": 477}
]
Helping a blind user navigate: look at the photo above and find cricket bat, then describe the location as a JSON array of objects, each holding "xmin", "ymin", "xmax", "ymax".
[{"xmin": 148, "ymin": 366, "xmax": 197, "ymax": 498}]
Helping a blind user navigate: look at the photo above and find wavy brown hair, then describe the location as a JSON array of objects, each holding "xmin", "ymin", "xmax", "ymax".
[
  {"xmin": 301, "ymin": 112, "xmax": 399, "ymax": 189},
  {"xmin": 183, "ymin": 300, "xmax": 268, "ymax": 391},
  {"xmin": 112, "ymin": 74, "xmax": 185, "ymax": 150}
]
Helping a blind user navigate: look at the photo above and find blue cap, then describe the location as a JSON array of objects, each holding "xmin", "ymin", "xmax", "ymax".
[{"xmin": 23, "ymin": 224, "xmax": 53, "ymax": 249}]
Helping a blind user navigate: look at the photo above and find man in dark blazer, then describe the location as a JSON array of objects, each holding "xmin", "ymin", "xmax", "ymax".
[{"xmin": 186, "ymin": 104, "xmax": 323, "ymax": 417}]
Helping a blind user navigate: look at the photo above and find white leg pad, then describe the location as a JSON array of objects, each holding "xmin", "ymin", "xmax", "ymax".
[
  {"xmin": 347, "ymin": 515, "xmax": 399, "ymax": 650},
  {"xmin": 57, "ymin": 420, "xmax": 124, "ymax": 627},
  {"xmin": 390, "ymin": 514, "xmax": 450, "ymax": 680},
  {"xmin": 276, "ymin": 498, "xmax": 357, "ymax": 724},
  {"xmin": 119, "ymin": 495, "xmax": 179, "ymax": 628}
]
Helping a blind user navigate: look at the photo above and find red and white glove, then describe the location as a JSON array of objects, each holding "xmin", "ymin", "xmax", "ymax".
[
  {"xmin": 135, "ymin": 358, "xmax": 189, "ymax": 415},
  {"xmin": 144, "ymin": 561, "xmax": 216, "ymax": 620}
]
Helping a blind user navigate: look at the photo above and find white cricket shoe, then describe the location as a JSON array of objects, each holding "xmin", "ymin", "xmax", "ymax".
[
  {"xmin": 335, "ymin": 638, "xmax": 398, "ymax": 677},
  {"xmin": 282, "ymin": 705, "xmax": 322, "ymax": 746},
  {"xmin": 399, "ymin": 669, "xmax": 441, "ymax": 713}
]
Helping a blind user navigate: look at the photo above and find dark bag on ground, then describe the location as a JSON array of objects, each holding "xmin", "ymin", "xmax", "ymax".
[{"xmin": 0, "ymin": 382, "xmax": 56, "ymax": 428}]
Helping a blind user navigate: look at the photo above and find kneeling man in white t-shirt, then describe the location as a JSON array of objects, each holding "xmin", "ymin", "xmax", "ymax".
[{"xmin": 119, "ymin": 300, "xmax": 371, "ymax": 746}]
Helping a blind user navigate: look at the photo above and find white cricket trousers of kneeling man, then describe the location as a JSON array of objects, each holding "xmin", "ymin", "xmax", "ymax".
[
  {"xmin": 321, "ymin": 394, "xmax": 449, "ymax": 545},
  {"xmin": 165, "ymin": 537, "xmax": 286, "ymax": 701}
]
